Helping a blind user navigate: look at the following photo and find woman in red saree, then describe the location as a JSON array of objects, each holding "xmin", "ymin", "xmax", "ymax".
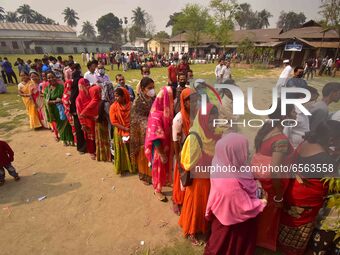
[
  {"xmin": 109, "ymin": 87, "xmax": 132, "ymax": 174},
  {"xmin": 251, "ymin": 100, "xmax": 296, "ymax": 252},
  {"xmin": 62, "ymin": 80, "xmax": 76, "ymax": 144},
  {"xmin": 145, "ymin": 86, "xmax": 174, "ymax": 202},
  {"xmin": 172, "ymin": 87, "xmax": 194, "ymax": 214},
  {"xmin": 80, "ymin": 85, "xmax": 102, "ymax": 160},
  {"xmin": 76, "ymin": 78, "xmax": 94, "ymax": 158},
  {"xmin": 278, "ymin": 122, "xmax": 337, "ymax": 255}
]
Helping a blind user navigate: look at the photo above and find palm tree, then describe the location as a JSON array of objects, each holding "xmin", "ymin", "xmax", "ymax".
[
  {"xmin": 132, "ymin": 7, "xmax": 146, "ymax": 31},
  {"xmin": 81, "ymin": 21, "xmax": 96, "ymax": 38},
  {"xmin": 33, "ymin": 11, "xmax": 45, "ymax": 24},
  {"xmin": 17, "ymin": 4, "xmax": 35, "ymax": 23},
  {"xmin": 45, "ymin": 18, "xmax": 56, "ymax": 25},
  {"xmin": 6, "ymin": 12, "xmax": 19, "ymax": 22},
  {"xmin": 257, "ymin": 9, "xmax": 272, "ymax": 28},
  {"xmin": 0, "ymin": 7, "xmax": 6, "ymax": 22},
  {"xmin": 62, "ymin": 7, "xmax": 79, "ymax": 27}
]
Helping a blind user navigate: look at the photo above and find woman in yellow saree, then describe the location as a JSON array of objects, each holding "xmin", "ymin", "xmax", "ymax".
[{"xmin": 18, "ymin": 71, "xmax": 42, "ymax": 129}]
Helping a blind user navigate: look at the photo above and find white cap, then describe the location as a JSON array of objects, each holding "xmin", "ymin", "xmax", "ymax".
[{"xmin": 283, "ymin": 59, "xmax": 290, "ymax": 64}]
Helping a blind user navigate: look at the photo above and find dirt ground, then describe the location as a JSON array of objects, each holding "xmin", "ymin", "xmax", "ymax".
[
  {"xmin": 0, "ymin": 73, "xmax": 339, "ymax": 255},
  {"xmin": 0, "ymin": 125, "xmax": 185, "ymax": 255}
]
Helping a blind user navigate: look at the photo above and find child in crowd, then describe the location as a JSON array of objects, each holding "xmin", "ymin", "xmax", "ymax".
[{"xmin": 0, "ymin": 140, "xmax": 20, "ymax": 185}]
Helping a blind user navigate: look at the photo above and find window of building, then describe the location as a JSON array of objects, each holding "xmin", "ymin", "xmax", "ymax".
[
  {"xmin": 12, "ymin": 41, "xmax": 19, "ymax": 49},
  {"xmin": 181, "ymin": 47, "xmax": 185, "ymax": 53},
  {"xmin": 56, "ymin": 47, "xmax": 64, "ymax": 54},
  {"xmin": 24, "ymin": 41, "xmax": 31, "ymax": 49},
  {"xmin": 1, "ymin": 42, "xmax": 6, "ymax": 47},
  {"xmin": 73, "ymin": 47, "xmax": 78, "ymax": 54},
  {"xmin": 35, "ymin": 47, "xmax": 43, "ymax": 54},
  {"xmin": 96, "ymin": 48, "xmax": 99, "ymax": 53},
  {"xmin": 84, "ymin": 47, "xmax": 88, "ymax": 53},
  {"xmin": 172, "ymin": 46, "xmax": 175, "ymax": 52}
]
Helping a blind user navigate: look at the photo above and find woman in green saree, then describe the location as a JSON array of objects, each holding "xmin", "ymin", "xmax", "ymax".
[{"xmin": 44, "ymin": 71, "xmax": 74, "ymax": 146}]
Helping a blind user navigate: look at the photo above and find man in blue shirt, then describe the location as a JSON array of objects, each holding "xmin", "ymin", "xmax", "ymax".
[
  {"xmin": 0, "ymin": 57, "xmax": 8, "ymax": 84},
  {"xmin": 2, "ymin": 58, "xmax": 18, "ymax": 84},
  {"xmin": 41, "ymin": 57, "xmax": 51, "ymax": 73}
]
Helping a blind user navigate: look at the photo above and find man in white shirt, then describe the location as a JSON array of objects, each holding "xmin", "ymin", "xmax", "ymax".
[
  {"xmin": 84, "ymin": 60, "xmax": 98, "ymax": 85},
  {"xmin": 221, "ymin": 60, "xmax": 232, "ymax": 82},
  {"xmin": 326, "ymin": 58, "xmax": 333, "ymax": 76},
  {"xmin": 215, "ymin": 59, "xmax": 224, "ymax": 83},
  {"xmin": 276, "ymin": 59, "xmax": 293, "ymax": 93}
]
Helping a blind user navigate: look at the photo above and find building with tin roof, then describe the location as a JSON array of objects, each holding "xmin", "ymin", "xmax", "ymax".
[{"xmin": 0, "ymin": 22, "xmax": 113, "ymax": 54}]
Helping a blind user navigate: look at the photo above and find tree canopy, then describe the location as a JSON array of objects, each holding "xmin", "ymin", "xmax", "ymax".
[
  {"xmin": 277, "ymin": 11, "xmax": 306, "ymax": 31},
  {"xmin": 235, "ymin": 3, "xmax": 272, "ymax": 29},
  {"xmin": 81, "ymin": 21, "xmax": 96, "ymax": 39},
  {"xmin": 172, "ymin": 4, "xmax": 212, "ymax": 47},
  {"xmin": 96, "ymin": 13, "xmax": 122, "ymax": 44},
  {"xmin": 208, "ymin": 0, "xmax": 238, "ymax": 48}
]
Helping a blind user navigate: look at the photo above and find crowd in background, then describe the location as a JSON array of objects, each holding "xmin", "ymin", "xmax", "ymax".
[{"xmin": 0, "ymin": 52, "xmax": 339, "ymax": 255}]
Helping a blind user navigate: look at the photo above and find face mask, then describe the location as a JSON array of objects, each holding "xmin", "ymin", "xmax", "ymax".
[
  {"xmin": 147, "ymin": 89, "xmax": 155, "ymax": 97},
  {"xmin": 98, "ymin": 69, "xmax": 105, "ymax": 75}
]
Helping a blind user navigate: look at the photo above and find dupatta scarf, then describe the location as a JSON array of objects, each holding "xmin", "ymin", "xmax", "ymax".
[
  {"xmin": 144, "ymin": 86, "xmax": 174, "ymax": 162},
  {"xmin": 62, "ymin": 80, "xmax": 73, "ymax": 125},
  {"xmin": 81, "ymin": 85, "xmax": 102, "ymax": 132},
  {"xmin": 144, "ymin": 86, "xmax": 174, "ymax": 186},
  {"xmin": 109, "ymin": 87, "xmax": 131, "ymax": 137},
  {"xmin": 76, "ymin": 78, "xmax": 91, "ymax": 126},
  {"xmin": 180, "ymin": 88, "xmax": 193, "ymax": 136},
  {"xmin": 206, "ymin": 133, "xmax": 265, "ymax": 226}
]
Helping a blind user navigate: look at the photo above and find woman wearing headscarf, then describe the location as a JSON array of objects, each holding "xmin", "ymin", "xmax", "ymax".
[
  {"xmin": 30, "ymin": 71, "xmax": 48, "ymax": 128},
  {"xmin": 44, "ymin": 71, "xmax": 74, "ymax": 145},
  {"xmin": 278, "ymin": 122, "xmax": 338, "ymax": 255},
  {"xmin": 18, "ymin": 71, "xmax": 42, "ymax": 129},
  {"xmin": 178, "ymin": 104, "xmax": 219, "ymax": 245},
  {"xmin": 76, "ymin": 78, "xmax": 95, "ymax": 159},
  {"xmin": 251, "ymin": 100, "xmax": 296, "ymax": 252},
  {"xmin": 204, "ymin": 133, "xmax": 267, "ymax": 255},
  {"xmin": 130, "ymin": 77, "xmax": 156, "ymax": 184},
  {"xmin": 145, "ymin": 86, "xmax": 174, "ymax": 202},
  {"xmin": 110, "ymin": 87, "xmax": 132, "ymax": 174},
  {"xmin": 70, "ymin": 66, "xmax": 87, "ymax": 154},
  {"xmin": 172, "ymin": 87, "xmax": 195, "ymax": 214},
  {"xmin": 80, "ymin": 85, "xmax": 109, "ymax": 161}
]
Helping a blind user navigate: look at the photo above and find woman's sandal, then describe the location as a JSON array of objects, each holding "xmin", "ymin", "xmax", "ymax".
[
  {"xmin": 90, "ymin": 154, "xmax": 96, "ymax": 160},
  {"xmin": 154, "ymin": 191, "xmax": 168, "ymax": 202}
]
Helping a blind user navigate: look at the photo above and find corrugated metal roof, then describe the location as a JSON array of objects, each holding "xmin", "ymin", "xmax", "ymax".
[
  {"xmin": 231, "ymin": 28, "xmax": 282, "ymax": 43},
  {"xmin": 169, "ymin": 29, "xmax": 282, "ymax": 44},
  {"xmin": 277, "ymin": 26, "xmax": 338, "ymax": 39},
  {"xmin": 0, "ymin": 22, "xmax": 76, "ymax": 33}
]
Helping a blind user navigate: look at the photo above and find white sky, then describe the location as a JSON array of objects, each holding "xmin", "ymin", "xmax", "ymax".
[{"xmin": 2, "ymin": 0, "xmax": 322, "ymax": 34}]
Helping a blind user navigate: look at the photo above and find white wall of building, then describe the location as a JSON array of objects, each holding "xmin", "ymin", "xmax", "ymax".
[
  {"xmin": 169, "ymin": 42, "xmax": 189, "ymax": 53},
  {"xmin": 0, "ymin": 38, "xmax": 112, "ymax": 54}
]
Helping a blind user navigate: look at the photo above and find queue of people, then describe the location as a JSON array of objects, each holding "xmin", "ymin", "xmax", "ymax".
[{"xmin": 2, "ymin": 53, "xmax": 340, "ymax": 255}]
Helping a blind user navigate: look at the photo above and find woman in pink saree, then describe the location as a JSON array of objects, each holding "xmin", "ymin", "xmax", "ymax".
[{"xmin": 145, "ymin": 86, "xmax": 174, "ymax": 202}]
